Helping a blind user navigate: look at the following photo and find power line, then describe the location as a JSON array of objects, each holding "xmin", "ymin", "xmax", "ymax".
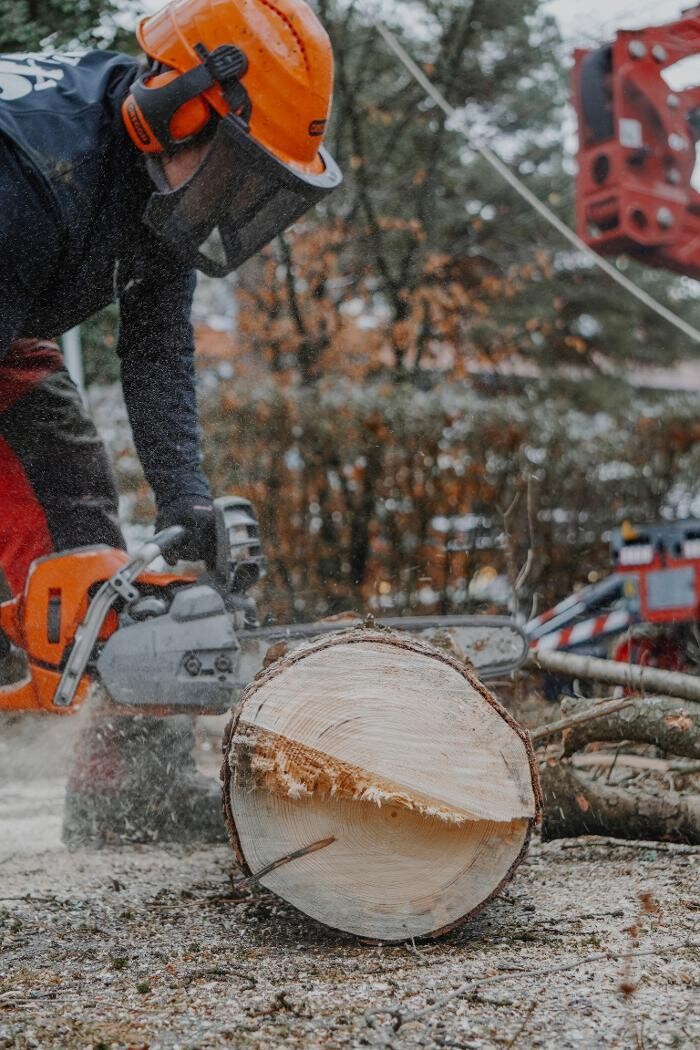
[{"xmin": 369, "ymin": 14, "xmax": 700, "ymax": 346}]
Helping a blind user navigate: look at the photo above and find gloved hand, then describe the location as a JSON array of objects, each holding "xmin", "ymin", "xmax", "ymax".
[{"xmin": 155, "ymin": 497, "xmax": 217, "ymax": 568}]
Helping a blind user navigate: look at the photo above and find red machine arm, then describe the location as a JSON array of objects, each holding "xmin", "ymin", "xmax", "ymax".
[{"xmin": 574, "ymin": 5, "xmax": 700, "ymax": 278}]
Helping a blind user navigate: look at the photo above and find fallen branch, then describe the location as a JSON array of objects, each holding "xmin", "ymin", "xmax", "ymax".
[
  {"xmin": 571, "ymin": 752, "xmax": 700, "ymax": 774},
  {"xmin": 531, "ymin": 694, "xmax": 636, "ymax": 744},
  {"xmin": 540, "ymin": 760, "xmax": 700, "ymax": 842},
  {"xmin": 559, "ymin": 695, "xmax": 700, "ymax": 759},
  {"xmin": 364, "ymin": 944, "xmax": 697, "ymax": 1032},
  {"xmin": 553, "ymin": 835, "xmax": 700, "ymax": 853},
  {"xmin": 527, "ymin": 649, "xmax": 700, "ymax": 702}
]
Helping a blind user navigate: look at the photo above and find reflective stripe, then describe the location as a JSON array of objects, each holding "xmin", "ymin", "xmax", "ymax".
[{"xmin": 531, "ymin": 609, "xmax": 634, "ymax": 652}]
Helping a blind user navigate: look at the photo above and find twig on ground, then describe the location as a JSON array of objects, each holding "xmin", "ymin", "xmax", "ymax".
[
  {"xmin": 405, "ymin": 936, "xmax": 433, "ymax": 967},
  {"xmin": 606, "ymin": 743, "xmax": 625, "ymax": 784},
  {"xmin": 504, "ymin": 999, "xmax": 538, "ymax": 1048},
  {"xmin": 364, "ymin": 945, "xmax": 698, "ymax": 1033},
  {"xmin": 238, "ymin": 836, "xmax": 337, "ymax": 887},
  {"xmin": 554, "ymin": 835, "xmax": 700, "ymax": 853},
  {"xmin": 0, "ymin": 895, "xmax": 57, "ymax": 903},
  {"xmin": 146, "ymin": 841, "xmax": 336, "ymax": 909}
]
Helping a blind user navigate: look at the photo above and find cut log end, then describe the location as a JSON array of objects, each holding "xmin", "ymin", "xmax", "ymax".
[{"xmin": 222, "ymin": 627, "xmax": 539, "ymax": 941}]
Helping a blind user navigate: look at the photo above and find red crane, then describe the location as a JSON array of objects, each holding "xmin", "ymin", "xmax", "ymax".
[{"xmin": 573, "ymin": 4, "xmax": 700, "ymax": 279}]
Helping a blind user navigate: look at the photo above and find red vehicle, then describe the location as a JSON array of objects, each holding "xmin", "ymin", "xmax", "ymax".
[{"xmin": 527, "ymin": 520, "xmax": 700, "ymax": 671}]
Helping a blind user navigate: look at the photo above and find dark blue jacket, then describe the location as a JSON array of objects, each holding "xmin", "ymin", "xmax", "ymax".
[{"xmin": 0, "ymin": 49, "xmax": 210, "ymax": 507}]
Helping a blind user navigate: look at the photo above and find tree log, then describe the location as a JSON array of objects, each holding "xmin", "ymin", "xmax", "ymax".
[
  {"xmin": 527, "ymin": 649, "xmax": 700, "ymax": 702},
  {"xmin": 560, "ymin": 695, "xmax": 700, "ymax": 759},
  {"xmin": 222, "ymin": 627, "xmax": 540, "ymax": 941},
  {"xmin": 540, "ymin": 759, "xmax": 700, "ymax": 843}
]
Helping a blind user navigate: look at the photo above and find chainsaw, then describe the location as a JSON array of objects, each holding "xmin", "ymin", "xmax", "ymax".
[{"xmin": 0, "ymin": 497, "xmax": 528, "ymax": 715}]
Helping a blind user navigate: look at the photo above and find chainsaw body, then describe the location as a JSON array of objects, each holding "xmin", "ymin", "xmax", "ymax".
[{"xmin": 0, "ymin": 497, "xmax": 528, "ymax": 715}]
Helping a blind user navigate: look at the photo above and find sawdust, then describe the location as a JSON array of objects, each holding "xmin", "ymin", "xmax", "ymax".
[
  {"xmin": 1, "ymin": 834, "xmax": 698, "ymax": 1048},
  {"xmin": 1, "ymin": 715, "xmax": 698, "ymax": 1049}
]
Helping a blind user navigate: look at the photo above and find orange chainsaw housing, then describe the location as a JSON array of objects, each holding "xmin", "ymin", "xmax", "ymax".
[{"xmin": 0, "ymin": 548, "xmax": 191, "ymax": 714}]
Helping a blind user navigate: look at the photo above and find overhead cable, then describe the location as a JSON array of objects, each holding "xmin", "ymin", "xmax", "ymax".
[{"xmin": 369, "ymin": 16, "xmax": 700, "ymax": 346}]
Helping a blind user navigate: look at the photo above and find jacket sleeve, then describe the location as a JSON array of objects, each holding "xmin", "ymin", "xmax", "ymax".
[
  {"xmin": 0, "ymin": 283, "xmax": 23, "ymax": 358},
  {"xmin": 116, "ymin": 261, "xmax": 212, "ymax": 509}
]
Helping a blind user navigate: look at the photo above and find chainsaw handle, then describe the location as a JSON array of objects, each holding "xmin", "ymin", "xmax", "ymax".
[
  {"xmin": 151, "ymin": 524, "xmax": 188, "ymax": 551},
  {"xmin": 51, "ymin": 524, "xmax": 189, "ymax": 709}
]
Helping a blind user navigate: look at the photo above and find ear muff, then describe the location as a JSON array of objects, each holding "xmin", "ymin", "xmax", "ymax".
[
  {"xmin": 147, "ymin": 70, "xmax": 212, "ymax": 142},
  {"xmin": 122, "ymin": 67, "xmax": 214, "ymax": 155}
]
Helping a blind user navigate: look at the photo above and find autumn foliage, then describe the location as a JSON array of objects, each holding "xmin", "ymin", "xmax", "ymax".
[
  {"xmin": 201, "ymin": 373, "xmax": 700, "ymax": 624},
  {"xmin": 230, "ymin": 220, "xmax": 539, "ymax": 383}
]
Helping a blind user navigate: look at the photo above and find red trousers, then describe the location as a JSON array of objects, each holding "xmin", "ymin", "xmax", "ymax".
[{"xmin": 0, "ymin": 339, "xmax": 124, "ymax": 596}]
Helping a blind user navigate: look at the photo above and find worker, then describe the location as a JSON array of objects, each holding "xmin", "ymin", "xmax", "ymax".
[{"xmin": 0, "ymin": 0, "xmax": 341, "ymax": 847}]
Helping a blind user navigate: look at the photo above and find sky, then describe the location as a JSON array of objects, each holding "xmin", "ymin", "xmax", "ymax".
[
  {"xmin": 139, "ymin": 1, "xmax": 693, "ymax": 43},
  {"xmin": 545, "ymin": 0, "xmax": 689, "ymax": 42}
]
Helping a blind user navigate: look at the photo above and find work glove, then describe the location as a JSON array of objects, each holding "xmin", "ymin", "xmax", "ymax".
[{"xmin": 155, "ymin": 497, "xmax": 217, "ymax": 569}]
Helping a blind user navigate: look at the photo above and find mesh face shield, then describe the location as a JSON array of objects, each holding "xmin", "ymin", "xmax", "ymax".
[{"xmin": 143, "ymin": 114, "xmax": 342, "ymax": 276}]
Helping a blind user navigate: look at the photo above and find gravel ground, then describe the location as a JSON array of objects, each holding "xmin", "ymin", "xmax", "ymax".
[{"xmin": 1, "ymin": 717, "xmax": 699, "ymax": 1050}]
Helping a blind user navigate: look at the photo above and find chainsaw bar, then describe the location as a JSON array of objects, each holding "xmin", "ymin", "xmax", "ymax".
[
  {"xmin": 238, "ymin": 615, "xmax": 527, "ymax": 681},
  {"xmin": 95, "ymin": 512, "xmax": 527, "ymax": 713},
  {"xmin": 98, "ymin": 611, "xmax": 527, "ymax": 713}
]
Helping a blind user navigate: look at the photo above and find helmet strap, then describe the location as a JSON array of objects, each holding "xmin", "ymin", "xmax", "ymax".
[{"xmin": 194, "ymin": 43, "xmax": 252, "ymax": 127}]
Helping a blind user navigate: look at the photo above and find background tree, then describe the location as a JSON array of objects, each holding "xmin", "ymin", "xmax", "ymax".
[
  {"xmin": 236, "ymin": 0, "xmax": 700, "ymax": 387},
  {"xmin": 0, "ymin": 0, "xmax": 134, "ymax": 52}
]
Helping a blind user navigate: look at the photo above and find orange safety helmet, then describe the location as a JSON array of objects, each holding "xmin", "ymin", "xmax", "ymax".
[{"xmin": 122, "ymin": 0, "xmax": 342, "ymax": 276}]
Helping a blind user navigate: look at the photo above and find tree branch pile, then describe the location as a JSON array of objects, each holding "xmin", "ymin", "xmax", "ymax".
[{"xmin": 538, "ymin": 692, "xmax": 700, "ymax": 844}]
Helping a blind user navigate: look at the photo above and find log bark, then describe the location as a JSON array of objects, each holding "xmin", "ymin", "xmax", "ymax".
[
  {"xmin": 222, "ymin": 626, "xmax": 540, "ymax": 942},
  {"xmin": 560, "ymin": 695, "xmax": 700, "ymax": 759},
  {"xmin": 527, "ymin": 649, "xmax": 700, "ymax": 702},
  {"xmin": 540, "ymin": 759, "xmax": 700, "ymax": 843}
]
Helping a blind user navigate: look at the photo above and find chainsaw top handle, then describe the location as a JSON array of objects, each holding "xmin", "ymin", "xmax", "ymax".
[{"xmin": 151, "ymin": 524, "xmax": 188, "ymax": 553}]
